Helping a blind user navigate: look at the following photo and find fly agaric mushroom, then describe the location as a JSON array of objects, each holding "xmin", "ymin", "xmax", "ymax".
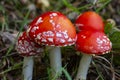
[
  {"xmin": 27, "ymin": 11, "xmax": 77, "ymax": 78},
  {"xmin": 75, "ymin": 30, "xmax": 112, "ymax": 80},
  {"xmin": 75, "ymin": 11, "xmax": 104, "ymax": 32},
  {"xmin": 16, "ymin": 32, "xmax": 42, "ymax": 80}
]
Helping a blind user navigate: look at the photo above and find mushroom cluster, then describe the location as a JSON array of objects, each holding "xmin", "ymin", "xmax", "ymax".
[
  {"xmin": 16, "ymin": 11, "xmax": 77, "ymax": 80},
  {"xmin": 16, "ymin": 11, "xmax": 112, "ymax": 80},
  {"xmin": 75, "ymin": 11, "xmax": 112, "ymax": 80}
]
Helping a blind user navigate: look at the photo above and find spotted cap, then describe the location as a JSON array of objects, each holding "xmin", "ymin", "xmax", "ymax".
[
  {"xmin": 27, "ymin": 12, "xmax": 77, "ymax": 46},
  {"xmin": 76, "ymin": 31, "xmax": 112, "ymax": 55},
  {"xmin": 16, "ymin": 32, "xmax": 43, "ymax": 56}
]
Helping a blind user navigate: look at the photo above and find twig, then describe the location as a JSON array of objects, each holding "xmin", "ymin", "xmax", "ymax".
[{"xmin": 94, "ymin": 56, "xmax": 115, "ymax": 80}]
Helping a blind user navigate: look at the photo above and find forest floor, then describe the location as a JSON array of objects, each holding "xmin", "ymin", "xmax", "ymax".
[{"xmin": 0, "ymin": 0, "xmax": 120, "ymax": 80}]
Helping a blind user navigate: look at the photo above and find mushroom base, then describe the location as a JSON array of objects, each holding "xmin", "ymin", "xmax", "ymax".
[
  {"xmin": 23, "ymin": 56, "xmax": 34, "ymax": 80},
  {"xmin": 48, "ymin": 46, "xmax": 62, "ymax": 79},
  {"xmin": 75, "ymin": 53, "xmax": 92, "ymax": 80}
]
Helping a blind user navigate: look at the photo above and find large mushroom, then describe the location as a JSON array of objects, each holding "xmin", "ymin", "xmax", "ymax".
[
  {"xmin": 27, "ymin": 11, "xmax": 77, "ymax": 78},
  {"xmin": 75, "ymin": 30, "xmax": 112, "ymax": 80},
  {"xmin": 16, "ymin": 32, "xmax": 42, "ymax": 80}
]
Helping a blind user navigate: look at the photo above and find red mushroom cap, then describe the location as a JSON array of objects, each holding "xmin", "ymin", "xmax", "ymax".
[
  {"xmin": 76, "ymin": 31, "xmax": 112, "ymax": 55},
  {"xmin": 16, "ymin": 32, "xmax": 42, "ymax": 57},
  {"xmin": 27, "ymin": 12, "xmax": 77, "ymax": 46},
  {"xmin": 75, "ymin": 11, "xmax": 104, "ymax": 32}
]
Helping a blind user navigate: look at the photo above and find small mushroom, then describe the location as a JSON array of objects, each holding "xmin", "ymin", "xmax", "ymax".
[
  {"xmin": 75, "ymin": 30, "xmax": 112, "ymax": 80},
  {"xmin": 75, "ymin": 11, "xmax": 104, "ymax": 32},
  {"xmin": 27, "ymin": 11, "xmax": 77, "ymax": 78},
  {"xmin": 16, "ymin": 32, "xmax": 42, "ymax": 80}
]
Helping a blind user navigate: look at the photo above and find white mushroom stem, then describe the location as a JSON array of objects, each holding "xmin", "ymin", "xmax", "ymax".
[
  {"xmin": 49, "ymin": 46, "xmax": 62, "ymax": 78},
  {"xmin": 86, "ymin": 0, "xmax": 97, "ymax": 4},
  {"xmin": 75, "ymin": 54, "xmax": 92, "ymax": 80},
  {"xmin": 23, "ymin": 56, "xmax": 34, "ymax": 80}
]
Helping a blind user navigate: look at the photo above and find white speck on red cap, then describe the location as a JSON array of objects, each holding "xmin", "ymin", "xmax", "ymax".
[
  {"xmin": 75, "ymin": 23, "xmax": 84, "ymax": 27},
  {"xmin": 63, "ymin": 30, "xmax": 69, "ymax": 39},
  {"xmin": 35, "ymin": 17, "xmax": 43, "ymax": 25},
  {"xmin": 41, "ymin": 38, "xmax": 47, "ymax": 42},
  {"xmin": 52, "ymin": 13, "xmax": 58, "ymax": 16},
  {"xmin": 81, "ymin": 35, "xmax": 86, "ymax": 39},
  {"xmin": 56, "ymin": 24, "xmax": 61, "ymax": 28},
  {"xmin": 48, "ymin": 38, "xmax": 54, "ymax": 42},
  {"xmin": 49, "ymin": 19, "xmax": 55, "ymax": 26},
  {"xmin": 96, "ymin": 37, "xmax": 103, "ymax": 44},
  {"xmin": 31, "ymin": 26, "xmax": 39, "ymax": 33},
  {"xmin": 43, "ymin": 31, "xmax": 54, "ymax": 37},
  {"xmin": 68, "ymin": 38, "xmax": 73, "ymax": 42},
  {"xmin": 37, "ymin": 33, "xmax": 42, "ymax": 40},
  {"xmin": 56, "ymin": 32, "xmax": 62, "ymax": 37},
  {"xmin": 59, "ymin": 38, "xmax": 65, "ymax": 43},
  {"xmin": 50, "ymin": 13, "xmax": 58, "ymax": 18}
]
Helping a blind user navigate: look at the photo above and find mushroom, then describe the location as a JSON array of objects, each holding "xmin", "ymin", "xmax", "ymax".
[
  {"xmin": 16, "ymin": 32, "xmax": 42, "ymax": 80},
  {"xmin": 75, "ymin": 30, "xmax": 112, "ymax": 80},
  {"xmin": 75, "ymin": 11, "xmax": 104, "ymax": 32},
  {"xmin": 27, "ymin": 12, "xmax": 77, "ymax": 78}
]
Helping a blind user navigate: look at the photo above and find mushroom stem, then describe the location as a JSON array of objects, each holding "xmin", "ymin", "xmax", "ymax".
[
  {"xmin": 23, "ymin": 56, "xmax": 34, "ymax": 80},
  {"xmin": 49, "ymin": 46, "xmax": 62, "ymax": 78},
  {"xmin": 75, "ymin": 54, "xmax": 92, "ymax": 80},
  {"xmin": 86, "ymin": 0, "xmax": 97, "ymax": 4}
]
